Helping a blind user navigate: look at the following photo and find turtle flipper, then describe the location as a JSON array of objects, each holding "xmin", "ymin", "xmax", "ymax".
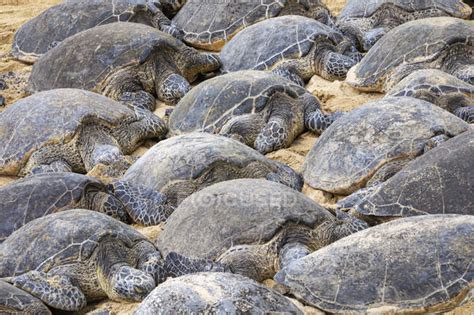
[
  {"xmin": 118, "ymin": 91, "xmax": 156, "ymax": 111},
  {"xmin": 151, "ymin": 9, "xmax": 183, "ymax": 39},
  {"xmin": 12, "ymin": 271, "xmax": 86, "ymax": 311},
  {"xmin": 454, "ymin": 106, "xmax": 474, "ymax": 123},
  {"xmin": 160, "ymin": 252, "xmax": 228, "ymax": 283},
  {"xmin": 107, "ymin": 180, "xmax": 174, "ymax": 226},
  {"xmin": 255, "ymin": 119, "xmax": 290, "ymax": 154},
  {"xmin": 305, "ymin": 110, "xmax": 342, "ymax": 134}
]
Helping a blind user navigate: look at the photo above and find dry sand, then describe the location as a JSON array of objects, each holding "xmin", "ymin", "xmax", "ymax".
[{"xmin": 0, "ymin": 0, "xmax": 471, "ymax": 314}]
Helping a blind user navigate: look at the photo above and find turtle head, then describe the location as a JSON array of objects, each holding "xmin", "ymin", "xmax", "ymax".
[
  {"xmin": 318, "ymin": 51, "xmax": 356, "ymax": 81},
  {"xmin": 87, "ymin": 190, "xmax": 130, "ymax": 223},
  {"xmin": 157, "ymin": 73, "xmax": 191, "ymax": 105},
  {"xmin": 107, "ymin": 264, "xmax": 156, "ymax": 302}
]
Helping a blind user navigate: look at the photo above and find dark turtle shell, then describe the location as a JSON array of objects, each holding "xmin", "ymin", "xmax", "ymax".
[
  {"xmin": 12, "ymin": 0, "xmax": 160, "ymax": 63},
  {"xmin": 135, "ymin": 272, "xmax": 303, "ymax": 314},
  {"xmin": 172, "ymin": 0, "xmax": 328, "ymax": 51},
  {"xmin": 275, "ymin": 214, "xmax": 474, "ymax": 313},
  {"xmin": 220, "ymin": 16, "xmax": 344, "ymax": 72},
  {"xmin": 302, "ymin": 97, "xmax": 470, "ymax": 195},
  {"xmin": 0, "ymin": 280, "xmax": 51, "ymax": 314},
  {"xmin": 156, "ymin": 179, "xmax": 333, "ymax": 259},
  {"xmin": 0, "ymin": 173, "xmax": 107, "ymax": 243},
  {"xmin": 346, "ymin": 17, "xmax": 474, "ymax": 92},
  {"xmin": 353, "ymin": 131, "xmax": 474, "ymax": 218},
  {"xmin": 0, "ymin": 89, "xmax": 138, "ymax": 176},
  {"xmin": 169, "ymin": 70, "xmax": 307, "ymax": 135},
  {"xmin": 28, "ymin": 23, "xmax": 185, "ymax": 93},
  {"xmin": 339, "ymin": 0, "xmax": 472, "ymax": 20},
  {"xmin": 0, "ymin": 210, "xmax": 148, "ymax": 277}
]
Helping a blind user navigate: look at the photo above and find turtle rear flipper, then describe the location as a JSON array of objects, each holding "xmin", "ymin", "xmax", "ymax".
[{"xmin": 12, "ymin": 271, "xmax": 86, "ymax": 311}]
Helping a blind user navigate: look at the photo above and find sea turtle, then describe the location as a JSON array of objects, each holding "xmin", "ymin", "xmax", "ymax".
[
  {"xmin": 387, "ymin": 69, "xmax": 474, "ymax": 123},
  {"xmin": 346, "ymin": 17, "xmax": 474, "ymax": 92},
  {"xmin": 337, "ymin": 0, "xmax": 472, "ymax": 51},
  {"xmin": 0, "ymin": 171, "xmax": 179, "ymax": 240},
  {"xmin": 11, "ymin": 0, "xmax": 182, "ymax": 64},
  {"xmin": 172, "ymin": 0, "xmax": 335, "ymax": 51},
  {"xmin": 134, "ymin": 272, "xmax": 303, "ymax": 314},
  {"xmin": 275, "ymin": 214, "xmax": 474, "ymax": 313},
  {"xmin": 302, "ymin": 97, "xmax": 470, "ymax": 195},
  {"xmin": 168, "ymin": 71, "xmax": 342, "ymax": 154},
  {"xmin": 122, "ymin": 133, "xmax": 304, "ymax": 210},
  {"xmin": 219, "ymin": 16, "xmax": 358, "ymax": 84},
  {"xmin": 0, "ymin": 89, "xmax": 166, "ymax": 177},
  {"xmin": 0, "ymin": 210, "xmax": 223, "ymax": 311},
  {"xmin": 28, "ymin": 23, "xmax": 221, "ymax": 109},
  {"xmin": 337, "ymin": 131, "xmax": 474, "ymax": 224},
  {"xmin": 156, "ymin": 179, "xmax": 368, "ymax": 282},
  {"xmin": 0, "ymin": 280, "xmax": 51, "ymax": 314}
]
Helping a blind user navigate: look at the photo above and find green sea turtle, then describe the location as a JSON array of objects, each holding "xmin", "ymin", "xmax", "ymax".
[
  {"xmin": 275, "ymin": 214, "xmax": 474, "ymax": 313},
  {"xmin": 338, "ymin": 131, "xmax": 474, "ymax": 224},
  {"xmin": 387, "ymin": 69, "xmax": 474, "ymax": 123},
  {"xmin": 134, "ymin": 272, "xmax": 303, "ymax": 314},
  {"xmin": 337, "ymin": 0, "xmax": 472, "ymax": 51},
  {"xmin": 346, "ymin": 17, "xmax": 474, "ymax": 92},
  {"xmin": 302, "ymin": 97, "xmax": 470, "ymax": 195},
  {"xmin": 12, "ymin": 0, "xmax": 182, "ymax": 64},
  {"xmin": 157, "ymin": 179, "xmax": 367, "ymax": 282},
  {"xmin": 0, "ymin": 280, "xmax": 51, "ymax": 314},
  {"xmin": 0, "ymin": 89, "xmax": 166, "ymax": 177},
  {"xmin": 172, "ymin": 0, "xmax": 335, "ymax": 51},
  {"xmin": 220, "ymin": 16, "xmax": 358, "ymax": 85},
  {"xmin": 122, "ymin": 133, "xmax": 303, "ymax": 210},
  {"xmin": 169, "ymin": 71, "xmax": 341, "ymax": 154},
  {"xmin": 0, "ymin": 210, "xmax": 224, "ymax": 311},
  {"xmin": 28, "ymin": 23, "xmax": 221, "ymax": 109}
]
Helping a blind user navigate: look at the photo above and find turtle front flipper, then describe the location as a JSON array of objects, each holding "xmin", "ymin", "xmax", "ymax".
[
  {"xmin": 85, "ymin": 190, "xmax": 130, "ymax": 223},
  {"xmin": 107, "ymin": 180, "xmax": 173, "ymax": 226},
  {"xmin": 150, "ymin": 8, "xmax": 183, "ymax": 39},
  {"xmin": 159, "ymin": 252, "xmax": 228, "ymax": 283},
  {"xmin": 255, "ymin": 93, "xmax": 305, "ymax": 154},
  {"xmin": 301, "ymin": 92, "xmax": 343, "ymax": 134},
  {"xmin": 12, "ymin": 271, "xmax": 86, "ymax": 311}
]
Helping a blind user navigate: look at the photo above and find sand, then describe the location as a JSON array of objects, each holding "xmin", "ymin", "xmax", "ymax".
[{"xmin": 0, "ymin": 1, "xmax": 471, "ymax": 314}]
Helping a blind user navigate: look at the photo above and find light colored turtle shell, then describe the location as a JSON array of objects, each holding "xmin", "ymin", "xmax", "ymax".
[
  {"xmin": 0, "ymin": 89, "xmax": 137, "ymax": 175},
  {"xmin": 0, "ymin": 210, "xmax": 148, "ymax": 277},
  {"xmin": 123, "ymin": 132, "xmax": 298, "ymax": 192},
  {"xmin": 169, "ymin": 70, "xmax": 307, "ymax": 135},
  {"xmin": 302, "ymin": 97, "xmax": 470, "ymax": 195},
  {"xmin": 0, "ymin": 173, "xmax": 105, "ymax": 243},
  {"xmin": 156, "ymin": 179, "xmax": 333, "ymax": 259},
  {"xmin": 387, "ymin": 69, "xmax": 474, "ymax": 111},
  {"xmin": 275, "ymin": 214, "xmax": 474, "ymax": 313},
  {"xmin": 346, "ymin": 17, "xmax": 474, "ymax": 92},
  {"xmin": 0, "ymin": 280, "xmax": 51, "ymax": 314},
  {"xmin": 339, "ymin": 0, "xmax": 472, "ymax": 20},
  {"xmin": 28, "ymin": 23, "xmax": 185, "ymax": 93},
  {"xmin": 220, "ymin": 16, "xmax": 344, "ymax": 72},
  {"xmin": 134, "ymin": 272, "xmax": 303, "ymax": 314},
  {"xmin": 12, "ymin": 0, "xmax": 159, "ymax": 63},
  {"xmin": 354, "ymin": 130, "xmax": 474, "ymax": 218}
]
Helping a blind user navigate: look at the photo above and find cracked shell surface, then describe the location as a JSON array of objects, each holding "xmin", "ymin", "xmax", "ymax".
[
  {"xmin": 12, "ymin": 0, "xmax": 158, "ymax": 63},
  {"xmin": 346, "ymin": 17, "xmax": 474, "ymax": 92},
  {"xmin": 0, "ymin": 89, "xmax": 137, "ymax": 174},
  {"xmin": 302, "ymin": 97, "xmax": 470, "ymax": 195},
  {"xmin": 0, "ymin": 173, "xmax": 105, "ymax": 243},
  {"xmin": 0, "ymin": 209, "xmax": 148, "ymax": 277},
  {"xmin": 275, "ymin": 214, "xmax": 474, "ymax": 313},
  {"xmin": 134, "ymin": 272, "xmax": 302, "ymax": 314},
  {"xmin": 220, "ymin": 16, "xmax": 344, "ymax": 72},
  {"xmin": 169, "ymin": 70, "xmax": 308, "ymax": 134},
  {"xmin": 354, "ymin": 131, "xmax": 474, "ymax": 218},
  {"xmin": 28, "ymin": 23, "xmax": 184, "ymax": 92},
  {"xmin": 156, "ymin": 178, "xmax": 333, "ymax": 259},
  {"xmin": 339, "ymin": 0, "xmax": 472, "ymax": 19}
]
